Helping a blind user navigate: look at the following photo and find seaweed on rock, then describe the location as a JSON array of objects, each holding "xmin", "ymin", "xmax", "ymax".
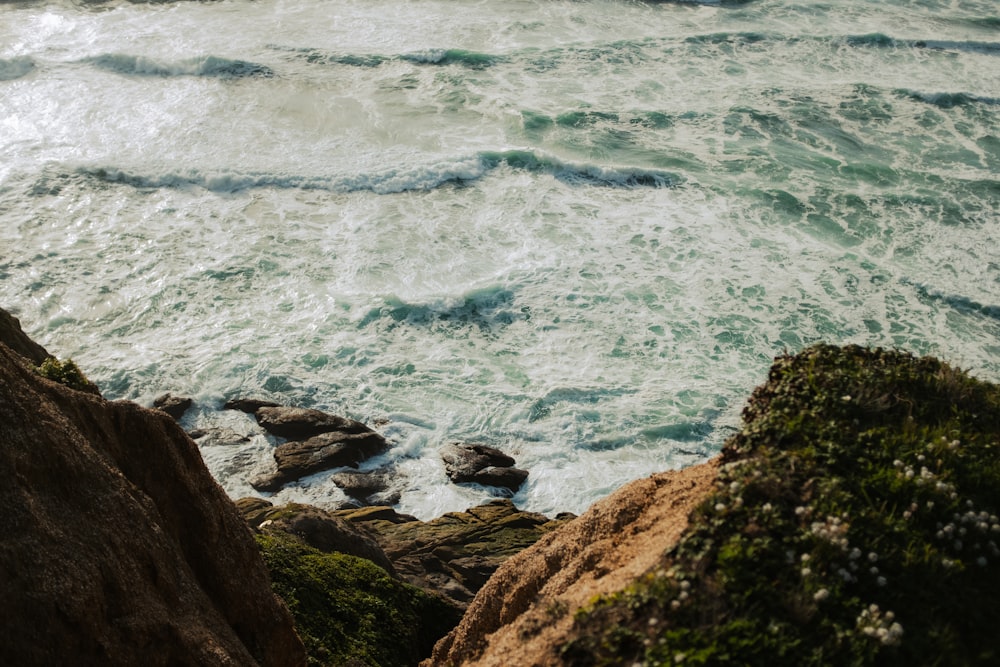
[{"xmin": 563, "ymin": 344, "xmax": 1000, "ymax": 666}]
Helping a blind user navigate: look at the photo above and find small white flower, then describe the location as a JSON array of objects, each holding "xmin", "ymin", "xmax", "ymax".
[{"xmin": 814, "ymin": 589, "xmax": 830, "ymax": 602}]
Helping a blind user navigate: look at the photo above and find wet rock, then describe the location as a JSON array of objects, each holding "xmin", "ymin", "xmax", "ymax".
[
  {"xmin": 441, "ymin": 442, "xmax": 529, "ymax": 493},
  {"xmin": 187, "ymin": 427, "xmax": 252, "ymax": 446},
  {"xmin": 251, "ymin": 430, "xmax": 388, "ymax": 491},
  {"xmin": 153, "ymin": 392, "xmax": 193, "ymax": 420},
  {"xmin": 255, "ymin": 405, "xmax": 372, "ymax": 440},
  {"xmin": 331, "ymin": 469, "xmax": 391, "ymax": 501},
  {"xmin": 223, "ymin": 397, "xmax": 280, "ymax": 414}
]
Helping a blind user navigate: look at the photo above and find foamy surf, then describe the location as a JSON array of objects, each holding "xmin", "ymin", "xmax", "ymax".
[{"xmin": 2, "ymin": 0, "xmax": 998, "ymax": 520}]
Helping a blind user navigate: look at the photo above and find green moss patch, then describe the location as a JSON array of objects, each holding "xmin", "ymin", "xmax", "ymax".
[
  {"xmin": 256, "ymin": 532, "xmax": 462, "ymax": 666},
  {"xmin": 36, "ymin": 356, "xmax": 96, "ymax": 393},
  {"xmin": 564, "ymin": 344, "xmax": 1000, "ymax": 666}
]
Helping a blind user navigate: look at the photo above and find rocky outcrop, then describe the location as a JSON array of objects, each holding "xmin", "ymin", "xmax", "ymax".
[
  {"xmin": 254, "ymin": 405, "xmax": 372, "ymax": 440},
  {"xmin": 425, "ymin": 461, "xmax": 720, "ymax": 666},
  {"xmin": 441, "ymin": 442, "xmax": 529, "ymax": 493},
  {"xmin": 0, "ymin": 311, "xmax": 305, "ymax": 667},
  {"xmin": 238, "ymin": 499, "xmax": 398, "ymax": 576},
  {"xmin": 0, "ymin": 307, "xmax": 49, "ymax": 363},
  {"xmin": 251, "ymin": 429, "xmax": 389, "ymax": 491},
  {"xmin": 336, "ymin": 499, "xmax": 571, "ymax": 607},
  {"xmin": 153, "ymin": 392, "xmax": 193, "ymax": 419}
]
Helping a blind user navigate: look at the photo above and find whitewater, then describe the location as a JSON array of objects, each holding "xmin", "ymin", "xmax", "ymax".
[{"xmin": 1, "ymin": 0, "xmax": 998, "ymax": 519}]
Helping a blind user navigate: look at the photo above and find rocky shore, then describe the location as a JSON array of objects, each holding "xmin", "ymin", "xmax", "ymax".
[{"xmin": 4, "ymin": 305, "xmax": 1000, "ymax": 666}]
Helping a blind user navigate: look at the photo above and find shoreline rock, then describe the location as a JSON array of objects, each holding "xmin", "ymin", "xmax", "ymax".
[
  {"xmin": 251, "ymin": 429, "xmax": 389, "ymax": 491},
  {"xmin": 441, "ymin": 442, "xmax": 529, "ymax": 494}
]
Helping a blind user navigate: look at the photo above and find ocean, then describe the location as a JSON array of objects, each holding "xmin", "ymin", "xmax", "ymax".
[{"xmin": 1, "ymin": 0, "xmax": 998, "ymax": 519}]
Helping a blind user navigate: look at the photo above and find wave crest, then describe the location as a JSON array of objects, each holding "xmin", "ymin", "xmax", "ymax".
[
  {"xmin": 77, "ymin": 150, "xmax": 682, "ymax": 194},
  {"xmin": 84, "ymin": 54, "xmax": 274, "ymax": 78}
]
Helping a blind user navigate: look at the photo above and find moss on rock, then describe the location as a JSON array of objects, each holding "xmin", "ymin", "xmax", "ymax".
[
  {"xmin": 256, "ymin": 532, "xmax": 462, "ymax": 667},
  {"xmin": 36, "ymin": 356, "xmax": 100, "ymax": 395},
  {"xmin": 564, "ymin": 344, "xmax": 1000, "ymax": 666}
]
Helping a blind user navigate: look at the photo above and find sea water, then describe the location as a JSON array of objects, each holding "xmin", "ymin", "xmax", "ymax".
[{"xmin": 1, "ymin": 0, "xmax": 998, "ymax": 519}]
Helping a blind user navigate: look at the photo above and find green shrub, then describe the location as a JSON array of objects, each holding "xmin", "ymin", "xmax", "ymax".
[
  {"xmin": 256, "ymin": 532, "xmax": 462, "ymax": 667},
  {"xmin": 36, "ymin": 357, "xmax": 93, "ymax": 392},
  {"xmin": 565, "ymin": 344, "xmax": 1000, "ymax": 666}
]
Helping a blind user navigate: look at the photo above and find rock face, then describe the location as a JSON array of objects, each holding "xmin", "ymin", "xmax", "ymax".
[
  {"xmin": 0, "ymin": 313, "xmax": 305, "ymax": 667},
  {"xmin": 0, "ymin": 307, "xmax": 49, "ymax": 363},
  {"xmin": 441, "ymin": 442, "xmax": 529, "ymax": 493},
  {"xmin": 425, "ymin": 462, "xmax": 720, "ymax": 666}
]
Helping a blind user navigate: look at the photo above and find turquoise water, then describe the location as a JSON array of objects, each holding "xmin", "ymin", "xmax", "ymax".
[{"xmin": 1, "ymin": 0, "xmax": 998, "ymax": 518}]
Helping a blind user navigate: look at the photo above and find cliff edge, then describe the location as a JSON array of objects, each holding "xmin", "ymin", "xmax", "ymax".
[
  {"xmin": 0, "ymin": 309, "xmax": 305, "ymax": 666},
  {"xmin": 431, "ymin": 344, "xmax": 1000, "ymax": 666}
]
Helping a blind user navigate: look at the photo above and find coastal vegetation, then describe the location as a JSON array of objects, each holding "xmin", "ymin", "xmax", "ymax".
[
  {"xmin": 256, "ymin": 532, "xmax": 461, "ymax": 667},
  {"xmin": 35, "ymin": 356, "xmax": 93, "ymax": 392},
  {"xmin": 562, "ymin": 344, "xmax": 1000, "ymax": 666}
]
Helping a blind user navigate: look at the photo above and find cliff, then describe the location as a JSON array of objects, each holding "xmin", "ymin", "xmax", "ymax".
[
  {"xmin": 432, "ymin": 345, "xmax": 1000, "ymax": 666},
  {"xmin": 0, "ymin": 310, "xmax": 305, "ymax": 666}
]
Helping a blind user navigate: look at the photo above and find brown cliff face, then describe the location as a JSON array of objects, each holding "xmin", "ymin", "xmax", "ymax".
[
  {"xmin": 426, "ymin": 458, "xmax": 720, "ymax": 667},
  {"xmin": 0, "ymin": 314, "xmax": 305, "ymax": 666}
]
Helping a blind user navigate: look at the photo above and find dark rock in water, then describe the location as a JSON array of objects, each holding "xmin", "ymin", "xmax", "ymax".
[
  {"xmin": 238, "ymin": 499, "xmax": 397, "ymax": 577},
  {"xmin": 331, "ymin": 469, "xmax": 391, "ymax": 500},
  {"xmin": 255, "ymin": 405, "xmax": 372, "ymax": 440},
  {"xmin": 334, "ymin": 499, "xmax": 567, "ymax": 609},
  {"xmin": 188, "ymin": 426, "xmax": 252, "ymax": 446},
  {"xmin": 153, "ymin": 392, "xmax": 193, "ymax": 419},
  {"xmin": 0, "ymin": 307, "xmax": 50, "ymax": 364},
  {"xmin": 441, "ymin": 442, "xmax": 529, "ymax": 493},
  {"xmin": 251, "ymin": 430, "xmax": 388, "ymax": 491},
  {"xmin": 0, "ymin": 321, "xmax": 305, "ymax": 667},
  {"xmin": 224, "ymin": 397, "xmax": 281, "ymax": 413}
]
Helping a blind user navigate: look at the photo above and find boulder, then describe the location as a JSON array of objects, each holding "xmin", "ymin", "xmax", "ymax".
[
  {"xmin": 153, "ymin": 392, "xmax": 193, "ymax": 420},
  {"xmin": 0, "ymin": 324, "xmax": 305, "ymax": 667},
  {"xmin": 441, "ymin": 442, "xmax": 529, "ymax": 493},
  {"xmin": 188, "ymin": 427, "xmax": 252, "ymax": 446},
  {"xmin": 330, "ymin": 469, "xmax": 391, "ymax": 501},
  {"xmin": 251, "ymin": 430, "xmax": 388, "ymax": 491},
  {"xmin": 254, "ymin": 405, "xmax": 372, "ymax": 440}
]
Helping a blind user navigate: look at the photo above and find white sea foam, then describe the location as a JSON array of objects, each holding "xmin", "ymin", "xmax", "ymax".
[{"xmin": 2, "ymin": 0, "xmax": 998, "ymax": 520}]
